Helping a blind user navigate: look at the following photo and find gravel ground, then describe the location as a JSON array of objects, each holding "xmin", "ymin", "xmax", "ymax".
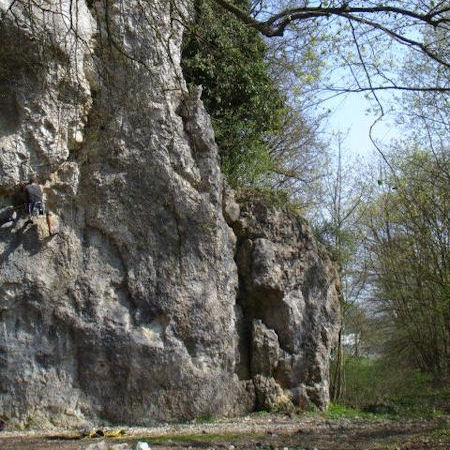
[{"xmin": 0, "ymin": 413, "xmax": 448, "ymax": 449}]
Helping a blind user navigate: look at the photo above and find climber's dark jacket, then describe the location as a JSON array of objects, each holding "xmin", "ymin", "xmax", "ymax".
[
  {"xmin": 24, "ymin": 183, "xmax": 45, "ymax": 216},
  {"xmin": 24, "ymin": 183, "xmax": 43, "ymax": 203}
]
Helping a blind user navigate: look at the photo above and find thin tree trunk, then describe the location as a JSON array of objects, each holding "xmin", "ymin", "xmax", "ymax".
[{"xmin": 331, "ymin": 326, "xmax": 344, "ymax": 402}]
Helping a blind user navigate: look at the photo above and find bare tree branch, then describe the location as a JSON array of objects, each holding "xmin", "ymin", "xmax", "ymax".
[
  {"xmin": 213, "ymin": 1, "xmax": 450, "ymax": 35},
  {"xmin": 326, "ymin": 85, "xmax": 450, "ymax": 92},
  {"xmin": 212, "ymin": 0, "xmax": 450, "ymax": 80}
]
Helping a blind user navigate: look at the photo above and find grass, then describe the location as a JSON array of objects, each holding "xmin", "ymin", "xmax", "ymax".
[
  {"xmin": 389, "ymin": 391, "xmax": 450, "ymax": 419},
  {"xmin": 323, "ymin": 390, "xmax": 449, "ymax": 422},
  {"xmin": 192, "ymin": 414, "xmax": 217, "ymax": 424},
  {"xmin": 431, "ymin": 424, "xmax": 450, "ymax": 442},
  {"xmin": 140, "ymin": 431, "xmax": 265, "ymax": 446},
  {"xmin": 331, "ymin": 355, "xmax": 450, "ymax": 420},
  {"xmin": 323, "ymin": 403, "xmax": 389, "ymax": 420}
]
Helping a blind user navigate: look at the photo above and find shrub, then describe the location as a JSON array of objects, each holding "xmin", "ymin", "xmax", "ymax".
[{"xmin": 182, "ymin": 0, "xmax": 285, "ymax": 187}]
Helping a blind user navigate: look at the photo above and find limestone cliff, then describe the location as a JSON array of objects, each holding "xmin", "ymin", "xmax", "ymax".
[{"xmin": 0, "ymin": 0, "xmax": 339, "ymax": 429}]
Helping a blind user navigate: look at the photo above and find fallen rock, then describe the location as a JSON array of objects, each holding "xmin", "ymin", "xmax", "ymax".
[{"xmin": 136, "ymin": 442, "xmax": 151, "ymax": 450}]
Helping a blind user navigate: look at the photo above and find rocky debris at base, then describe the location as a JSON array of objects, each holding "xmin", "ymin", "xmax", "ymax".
[
  {"xmin": 136, "ymin": 443, "xmax": 151, "ymax": 450},
  {"xmin": 0, "ymin": 413, "xmax": 448, "ymax": 450},
  {"xmin": 85, "ymin": 442, "xmax": 151, "ymax": 450},
  {"xmin": 85, "ymin": 442, "xmax": 131, "ymax": 450}
]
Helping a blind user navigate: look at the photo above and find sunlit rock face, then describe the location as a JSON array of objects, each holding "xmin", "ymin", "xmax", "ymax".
[
  {"xmin": 230, "ymin": 197, "xmax": 340, "ymax": 411},
  {"xmin": 0, "ymin": 0, "xmax": 339, "ymax": 429}
]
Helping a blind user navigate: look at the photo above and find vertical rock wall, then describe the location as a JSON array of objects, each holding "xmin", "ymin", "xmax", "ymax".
[
  {"xmin": 228, "ymin": 194, "xmax": 340, "ymax": 410},
  {"xmin": 0, "ymin": 0, "xmax": 339, "ymax": 429}
]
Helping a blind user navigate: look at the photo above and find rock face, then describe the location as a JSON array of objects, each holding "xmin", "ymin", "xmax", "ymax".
[
  {"xmin": 230, "ymin": 197, "xmax": 340, "ymax": 410},
  {"xmin": 0, "ymin": 0, "xmax": 339, "ymax": 429}
]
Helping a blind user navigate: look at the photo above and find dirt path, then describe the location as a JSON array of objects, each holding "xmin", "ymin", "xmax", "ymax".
[{"xmin": 0, "ymin": 413, "xmax": 448, "ymax": 449}]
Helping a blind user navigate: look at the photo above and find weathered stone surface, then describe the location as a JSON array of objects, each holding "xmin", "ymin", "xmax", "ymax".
[
  {"xmin": 232, "ymin": 198, "xmax": 340, "ymax": 410},
  {"xmin": 251, "ymin": 319, "xmax": 281, "ymax": 377},
  {"xmin": 0, "ymin": 0, "xmax": 242, "ymax": 428},
  {"xmin": 253, "ymin": 374, "xmax": 288, "ymax": 411},
  {"xmin": 0, "ymin": 0, "xmax": 339, "ymax": 429},
  {"xmin": 0, "ymin": 0, "xmax": 93, "ymax": 191},
  {"xmin": 222, "ymin": 183, "xmax": 240, "ymax": 224}
]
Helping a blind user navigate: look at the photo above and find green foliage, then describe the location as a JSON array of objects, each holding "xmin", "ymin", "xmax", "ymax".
[
  {"xmin": 182, "ymin": 0, "xmax": 286, "ymax": 187},
  {"xmin": 324, "ymin": 403, "xmax": 383, "ymax": 420},
  {"xmin": 365, "ymin": 148, "xmax": 450, "ymax": 382},
  {"xmin": 143, "ymin": 432, "xmax": 264, "ymax": 445},
  {"xmin": 236, "ymin": 186, "xmax": 309, "ymax": 218},
  {"xmin": 333, "ymin": 354, "xmax": 450, "ymax": 418},
  {"xmin": 316, "ymin": 223, "xmax": 359, "ymax": 266},
  {"xmin": 340, "ymin": 356, "xmax": 423, "ymax": 408},
  {"xmin": 237, "ymin": 186, "xmax": 290, "ymax": 209},
  {"xmin": 431, "ymin": 425, "xmax": 450, "ymax": 442},
  {"xmin": 193, "ymin": 414, "xmax": 217, "ymax": 424}
]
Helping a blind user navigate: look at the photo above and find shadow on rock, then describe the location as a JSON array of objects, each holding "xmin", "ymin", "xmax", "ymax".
[{"xmin": 0, "ymin": 221, "xmax": 42, "ymax": 265}]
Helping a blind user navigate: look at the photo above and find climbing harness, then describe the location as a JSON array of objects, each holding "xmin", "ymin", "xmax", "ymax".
[{"xmin": 27, "ymin": 201, "xmax": 45, "ymax": 218}]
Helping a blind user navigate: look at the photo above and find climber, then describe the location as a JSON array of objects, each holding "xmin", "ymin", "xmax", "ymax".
[{"xmin": 24, "ymin": 176, "xmax": 54, "ymax": 236}]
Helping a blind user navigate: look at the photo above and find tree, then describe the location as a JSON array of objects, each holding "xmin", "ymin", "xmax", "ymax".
[
  {"xmin": 264, "ymin": 105, "xmax": 329, "ymax": 206},
  {"xmin": 396, "ymin": 25, "xmax": 450, "ymax": 157},
  {"xmin": 182, "ymin": 1, "xmax": 336, "ymax": 193},
  {"xmin": 211, "ymin": 1, "xmax": 450, "ymax": 95},
  {"xmin": 182, "ymin": 0, "xmax": 286, "ymax": 187},
  {"xmin": 312, "ymin": 134, "xmax": 369, "ymax": 401},
  {"xmin": 364, "ymin": 148, "xmax": 449, "ymax": 383},
  {"xmin": 207, "ymin": 1, "xmax": 450, "ymax": 183}
]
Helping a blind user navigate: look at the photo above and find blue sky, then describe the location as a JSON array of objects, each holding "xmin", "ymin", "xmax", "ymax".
[{"xmin": 322, "ymin": 91, "xmax": 399, "ymax": 159}]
